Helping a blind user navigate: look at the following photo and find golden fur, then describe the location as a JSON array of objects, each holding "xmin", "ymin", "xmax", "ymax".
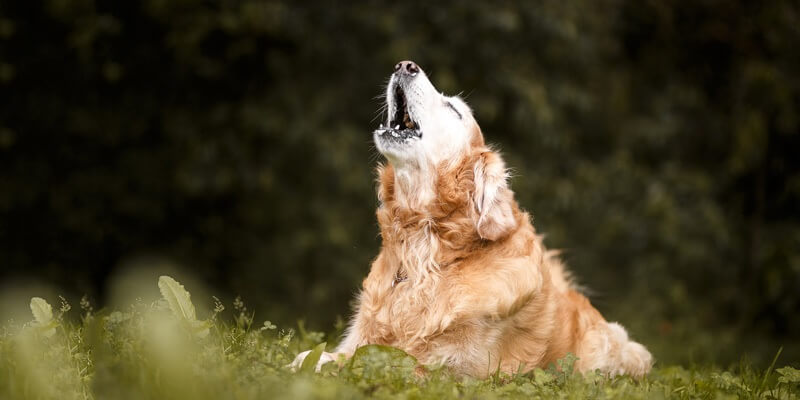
[{"xmin": 293, "ymin": 62, "xmax": 652, "ymax": 378}]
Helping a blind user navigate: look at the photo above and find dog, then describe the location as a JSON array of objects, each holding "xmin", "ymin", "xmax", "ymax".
[{"xmin": 292, "ymin": 61, "xmax": 653, "ymax": 378}]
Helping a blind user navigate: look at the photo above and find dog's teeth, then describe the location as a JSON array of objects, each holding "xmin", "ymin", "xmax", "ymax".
[{"xmin": 395, "ymin": 125, "xmax": 400, "ymax": 130}]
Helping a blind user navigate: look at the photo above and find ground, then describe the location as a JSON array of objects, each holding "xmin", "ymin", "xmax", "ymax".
[{"xmin": 1, "ymin": 276, "xmax": 797, "ymax": 400}]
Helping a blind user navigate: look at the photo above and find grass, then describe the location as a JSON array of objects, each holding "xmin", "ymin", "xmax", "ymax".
[{"xmin": 1, "ymin": 276, "xmax": 798, "ymax": 400}]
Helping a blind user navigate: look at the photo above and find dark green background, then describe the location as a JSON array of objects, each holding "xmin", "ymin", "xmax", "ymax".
[{"xmin": 1, "ymin": 1, "xmax": 798, "ymax": 366}]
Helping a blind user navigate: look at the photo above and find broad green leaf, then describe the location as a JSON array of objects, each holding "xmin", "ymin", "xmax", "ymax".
[
  {"xmin": 347, "ymin": 344, "xmax": 418, "ymax": 380},
  {"xmin": 300, "ymin": 341, "xmax": 326, "ymax": 374},
  {"xmin": 30, "ymin": 297, "xmax": 53, "ymax": 325},
  {"xmin": 158, "ymin": 276, "xmax": 196, "ymax": 321},
  {"xmin": 350, "ymin": 344, "xmax": 417, "ymax": 365}
]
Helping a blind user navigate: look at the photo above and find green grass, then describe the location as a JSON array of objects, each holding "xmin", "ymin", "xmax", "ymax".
[{"xmin": 1, "ymin": 276, "xmax": 798, "ymax": 400}]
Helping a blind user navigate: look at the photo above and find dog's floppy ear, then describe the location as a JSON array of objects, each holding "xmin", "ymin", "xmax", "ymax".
[{"xmin": 473, "ymin": 151, "xmax": 517, "ymax": 240}]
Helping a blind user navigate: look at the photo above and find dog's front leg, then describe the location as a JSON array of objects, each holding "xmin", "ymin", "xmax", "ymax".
[
  {"xmin": 289, "ymin": 329, "xmax": 361, "ymax": 372},
  {"xmin": 291, "ymin": 257, "xmax": 395, "ymax": 372},
  {"xmin": 290, "ymin": 300, "xmax": 367, "ymax": 372}
]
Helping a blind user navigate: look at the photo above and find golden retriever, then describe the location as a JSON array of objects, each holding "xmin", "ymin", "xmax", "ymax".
[{"xmin": 293, "ymin": 61, "xmax": 653, "ymax": 378}]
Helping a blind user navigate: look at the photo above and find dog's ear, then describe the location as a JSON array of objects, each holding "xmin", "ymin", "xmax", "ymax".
[{"xmin": 473, "ymin": 151, "xmax": 517, "ymax": 240}]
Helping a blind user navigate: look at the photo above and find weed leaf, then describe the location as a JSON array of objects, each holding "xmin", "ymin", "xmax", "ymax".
[
  {"xmin": 29, "ymin": 297, "xmax": 57, "ymax": 337},
  {"xmin": 30, "ymin": 297, "xmax": 53, "ymax": 325},
  {"xmin": 777, "ymin": 366, "xmax": 800, "ymax": 384},
  {"xmin": 158, "ymin": 275, "xmax": 197, "ymax": 321},
  {"xmin": 190, "ymin": 319, "xmax": 212, "ymax": 338}
]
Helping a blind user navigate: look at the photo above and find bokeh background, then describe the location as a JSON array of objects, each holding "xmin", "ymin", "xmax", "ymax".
[{"xmin": 1, "ymin": 1, "xmax": 798, "ymax": 367}]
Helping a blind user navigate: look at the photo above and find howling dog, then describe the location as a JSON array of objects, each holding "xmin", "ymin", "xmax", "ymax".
[{"xmin": 293, "ymin": 61, "xmax": 653, "ymax": 378}]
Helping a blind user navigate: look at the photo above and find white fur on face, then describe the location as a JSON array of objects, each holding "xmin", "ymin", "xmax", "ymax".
[
  {"xmin": 374, "ymin": 69, "xmax": 477, "ymax": 208},
  {"xmin": 374, "ymin": 70, "xmax": 475, "ymax": 171}
]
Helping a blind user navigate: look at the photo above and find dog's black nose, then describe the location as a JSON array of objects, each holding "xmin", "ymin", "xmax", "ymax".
[{"xmin": 394, "ymin": 60, "xmax": 420, "ymax": 75}]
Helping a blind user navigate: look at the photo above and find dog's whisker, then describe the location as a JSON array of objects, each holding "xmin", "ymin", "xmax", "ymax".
[
  {"xmin": 370, "ymin": 112, "xmax": 386, "ymax": 124},
  {"xmin": 370, "ymin": 108, "xmax": 387, "ymax": 124}
]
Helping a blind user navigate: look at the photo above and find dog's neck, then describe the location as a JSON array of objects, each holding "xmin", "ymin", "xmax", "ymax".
[
  {"xmin": 392, "ymin": 225, "xmax": 439, "ymax": 286},
  {"xmin": 376, "ymin": 162, "xmax": 443, "ymax": 285},
  {"xmin": 391, "ymin": 164, "xmax": 437, "ymax": 211},
  {"xmin": 378, "ymin": 155, "xmax": 478, "ymax": 286}
]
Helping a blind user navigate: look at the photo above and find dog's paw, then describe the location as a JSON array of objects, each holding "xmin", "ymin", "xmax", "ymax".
[{"xmin": 290, "ymin": 350, "xmax": 340, "ymax": 372}]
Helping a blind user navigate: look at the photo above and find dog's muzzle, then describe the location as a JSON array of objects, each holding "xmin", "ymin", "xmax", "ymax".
[{"xmin": 374, "ymin": 60, "xmax": 423, "ymax": 141}]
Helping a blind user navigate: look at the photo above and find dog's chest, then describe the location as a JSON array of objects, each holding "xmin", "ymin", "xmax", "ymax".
[{"xmin": 362, "ymin": 278, "xmax": 452, "ymax": 346}]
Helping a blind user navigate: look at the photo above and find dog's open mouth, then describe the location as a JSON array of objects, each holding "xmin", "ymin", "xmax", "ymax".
[{"xmin": 374, "ymin": 86, "xmax": 422, "ymax": 141}]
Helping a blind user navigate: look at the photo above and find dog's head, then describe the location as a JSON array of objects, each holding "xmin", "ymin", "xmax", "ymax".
[
  {"xmin": 374, "ymin": 61, "xmax": 518, "ymax": 242},
  {"xmin": 374, "ymin": 61, "xmax": 483, "ymax": 168}
]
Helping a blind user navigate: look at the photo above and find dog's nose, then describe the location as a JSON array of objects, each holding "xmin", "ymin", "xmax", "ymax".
[{"xmin": 394, "ymin": 60, "xmax": 420, "ymax": 76}]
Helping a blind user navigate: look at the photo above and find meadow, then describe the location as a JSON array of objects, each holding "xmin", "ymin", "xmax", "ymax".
[
  {"xmin": 3, "ymin": 1, "xmax": 799, "ymax": 385},
  {"xmin": 1, "ymin": 276, "xmax": 797, "ymax": 400}
]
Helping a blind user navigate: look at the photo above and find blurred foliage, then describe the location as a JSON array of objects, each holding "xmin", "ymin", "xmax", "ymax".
[
  {"xmin": 1, "ymin": 278, "xmax": 798, "ymax": 399},
  {"xmin": 0, "ymin": 1, "xmax": 798, "ymax": 366}
]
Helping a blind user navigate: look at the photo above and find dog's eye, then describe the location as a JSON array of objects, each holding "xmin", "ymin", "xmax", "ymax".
[{"xmin": 445, "ymin": 101, "xmax": 463, "ymax": 120}]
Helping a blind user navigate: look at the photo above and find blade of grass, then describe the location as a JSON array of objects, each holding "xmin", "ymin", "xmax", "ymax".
[
  {"xmin": 758, "ymin": 346, "xmax": 783, "ymax": 396},
  {"xmin": 300, "ymin": 342, "xmax": 326, "ymax": 374}
]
